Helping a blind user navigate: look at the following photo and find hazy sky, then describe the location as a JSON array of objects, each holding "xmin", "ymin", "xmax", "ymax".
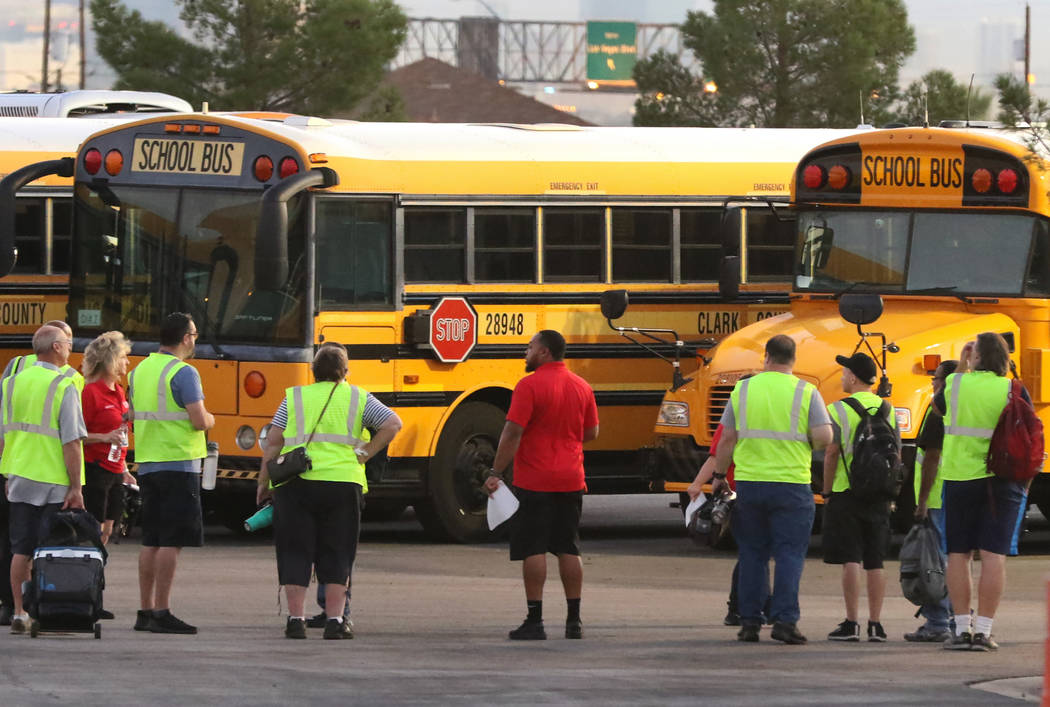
[{"xmin": 1, "ymin": 0, "xmax": 1046, "ymax": 97}]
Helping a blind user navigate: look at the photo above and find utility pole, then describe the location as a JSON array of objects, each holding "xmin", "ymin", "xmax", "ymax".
[
  {"xmin": 79, "ymin": 0, "xmax": 86, "ymax": 89},
  {"xmin": 1024, "ymin": 2, "xmax": 1031, "ymax": 88},
  {"xmin": 42, "ymin": 0, "xmax": 52, "ymax": 92}
]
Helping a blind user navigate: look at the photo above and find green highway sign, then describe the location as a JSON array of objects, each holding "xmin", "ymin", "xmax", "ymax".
[{"xmin": 586, "ymin": 21, "xmax": 637, "ymax": 83}]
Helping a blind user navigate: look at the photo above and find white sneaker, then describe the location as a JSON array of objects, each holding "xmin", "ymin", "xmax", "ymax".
[{"xmin": 10, "ymin": 613, "xmax": 29, "ymax": 634}]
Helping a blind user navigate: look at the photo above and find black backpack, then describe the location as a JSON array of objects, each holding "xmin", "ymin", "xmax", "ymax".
[{"xmin": 842, "ymin": 397, "xmax": 903, "ymax": 503}]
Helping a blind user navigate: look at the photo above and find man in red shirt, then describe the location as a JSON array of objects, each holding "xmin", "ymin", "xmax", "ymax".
[{"xmin": 484, "ymin": 330, "xmax": 599, "ymax": 641}]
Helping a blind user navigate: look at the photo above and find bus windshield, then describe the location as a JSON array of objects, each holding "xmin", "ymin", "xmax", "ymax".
[
  {"xmin": 795, "ymin": 209, "xmax": 1050, "ymax": 296},
  {"xmin": 69, "ymin": 184, "xmax": 308, "ymax": 347}
]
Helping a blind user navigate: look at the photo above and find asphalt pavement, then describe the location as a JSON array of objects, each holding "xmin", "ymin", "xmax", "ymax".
[{"xmin": 0, "ymin": 494, "xmax": 1046, "ymax": 706}]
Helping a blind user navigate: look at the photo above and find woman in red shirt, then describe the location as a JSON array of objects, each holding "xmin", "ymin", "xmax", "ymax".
[{"xmin": 81, "ymin": 331, "xmax": 132, "ymax": 546}]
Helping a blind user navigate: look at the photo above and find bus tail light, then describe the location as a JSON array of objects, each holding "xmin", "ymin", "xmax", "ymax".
[
  {"xmin": 971, "ymin": 168, "xmax": 993, "ymax": 193},
  {"xmin": 279, "ymin": 157, "xmax": 299, "ymax": 178},
  {"xmin": 84, "ymin": 148, "xmax": 102, "ymax": 175},
  {"xmin": 827, "ymin": 164, "xmax": 851, "ymax": 190},
  {"xmin": 997, "ymin": 168, "xmax": 1019, "ymax": 194},
  {"xmin": 244, "ymin": 370, "xmax": 266, "ymax": 398},
  {"xmin": 104, "ymin": 150, "xmax": 123, "ymax": 176},
  {"xmin": 802, "ymin": 164, "xmax": 827, "ymax": 189},
  {"xmin": 253, "ymin": 156, "xmax": 274, "ymax": 182}
]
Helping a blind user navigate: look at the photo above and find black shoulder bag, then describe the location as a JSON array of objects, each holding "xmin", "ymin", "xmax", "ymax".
[{"xmin": 267, "ymin": 383, "xmax": 339, "ymax": 486}]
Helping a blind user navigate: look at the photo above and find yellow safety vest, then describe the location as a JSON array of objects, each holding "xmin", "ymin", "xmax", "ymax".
[
  {"xmin": 828, "ymin": 391, "xmax": 898, "ymax": 493},
  {"xmin": 130, "ymin": 352, "xmax": 206, "ymax": 463},
  {"xmin": 5, "ymin": 354, "xmax": 84, "ymax": 392},
  {"xmin": 278, "ymin": 381, "xmax": 368, "ymax": 490},
  {"xmin": 941, "ymin": 371, "xmax": 1010, "ymax": 482},
  {"xmin": 730, "ymin": 371, "xmax": 816, "ymax": 484},
  {"xmin": 914, "ymin": 409, "xmax": 944, "ymax": 509},
  {"xmin": 0, "ymin": 364, "xmax": 84, "ymax": 485}
]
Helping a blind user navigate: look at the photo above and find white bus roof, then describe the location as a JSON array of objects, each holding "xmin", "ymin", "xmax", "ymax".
[
  {"xmin": 0, "ymin": 116, "xmax": 153, "ymax": 153},
  {"xmin": 0, "ymin": 91, "xmax": 191, "ymax": 118}
]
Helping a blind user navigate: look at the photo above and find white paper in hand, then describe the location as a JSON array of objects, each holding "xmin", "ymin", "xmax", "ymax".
[
  {"xmin": 487, "ymin": 480, "xmax": 520, "ymax": 530},
  {"xmin": 684, "ymin": 493, "xmax": 705, "ymax": 529}
]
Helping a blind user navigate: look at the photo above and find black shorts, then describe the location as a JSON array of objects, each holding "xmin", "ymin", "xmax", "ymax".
[
  {"xmin": 139, "ymin": 471, "xmax": 203, "ymax": 548},
  {"xmin": 508, "ymin": 487, "xmax": 583, "ymax": 561},
  {"xmin": 84, "ymin": 462, "xmax": 125, "ymax": 524},
  {"xmin": 822, "ymin": 491, "xmax": 890, "ymax": 570},
  {"xmin": 944, "ymin": 477, "xmax": 1026, "ymax": 555},
  {"xmin": 9, "ymin": 501, "xmax": 62, "ymax": 556},
  {"xmin": 272, "ymin": 477, "xmax": 363, "ymax": 587}
]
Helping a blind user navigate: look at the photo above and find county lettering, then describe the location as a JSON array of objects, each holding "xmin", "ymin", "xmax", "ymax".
[{"xmin": 862, "ymin": 155, "xmax": 963, "ymax": 189}]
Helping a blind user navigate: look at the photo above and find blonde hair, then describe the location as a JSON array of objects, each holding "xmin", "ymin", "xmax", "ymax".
[{"xmin": 83, "ymin": 331, "xmax": 131, "ymax": 381}]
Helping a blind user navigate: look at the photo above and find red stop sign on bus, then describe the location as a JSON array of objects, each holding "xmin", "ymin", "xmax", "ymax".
[{"xmin": 429, "ymin": 297, "xmax": 478, "ymax": 363}]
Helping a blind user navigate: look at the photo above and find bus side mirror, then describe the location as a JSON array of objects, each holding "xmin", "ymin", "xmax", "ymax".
[
  {"xmin": 838, "ymin": 293, "xmax": 884, "ymax": 325},
  {"xmin": 718, "ymin": 256, "xmax": 740, "ymax": 302},
  {"xmin": 0, "ymin": 157, "xmax": 74, "ymax": 277},
  {"xmin": 600, "ymin": 289, "xmax": 628, "ymax": 320},
  {"xmin": 719, "ymin": 207, "xmax": 743, "ymax": 256},
  {"xmin": 255, "ymin": 167, "xmax": 338, "ymax": 290}
]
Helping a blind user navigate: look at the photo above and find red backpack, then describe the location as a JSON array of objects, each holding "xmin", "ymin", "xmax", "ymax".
[{"xmin": 986, "ymin": 379, "xmax": 1045, "ymax": 482}]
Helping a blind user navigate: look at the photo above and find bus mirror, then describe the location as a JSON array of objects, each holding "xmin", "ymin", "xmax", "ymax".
[
  {"xmin": 720, "ymin": 207, "xmax": 743, "ymax": 256},
  {"xmin": 255, "ymin": 167, "xmax": 338, "ymax": 290},
  {"xmin": 0, "ymin": 157, "xmax": 74, "ymax": 276},
  {"xmin": 719, "ymin": 256, "xmax": 740, "ymax": 301},
  {"xmin": 838, "ymin": 293, "xmax": 883, "ymax": 325},
  {"xmin": 600, "ymin": 290, "xmax": 628, "ymax": 320}
]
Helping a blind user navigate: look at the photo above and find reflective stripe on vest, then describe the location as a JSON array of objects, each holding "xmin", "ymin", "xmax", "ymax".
[
  {"xmin": 4, "ymin": 355, "xmax": 81, "ymax": 390},
  {"xmin": 130, "ymin": 358, "xmax": 191, "ymax": 422},
  {"xmin": 736, "ymin": 377, "xmax": 809, "ymax": 442},
  {"xmin": 944, "ymin": 373, "xmax": 1005, "ymax": 439},
  {"xmin": 941, "ymin": 371, "xmax": 1010, "ymax": 482},
  {"xmin": 0, "ymin": 365, "xmax": 81, "ymax": 485},
  {"xmin": 283, "ymin": 384, "xmax": 366, "ymax": 448},
  {"xmin": 129, "ymin": 353, "xmax": 206, "ymax": 463},
  {"xmin": 279, "ymin": 381, "xmax": 367, "ymax": 489}
]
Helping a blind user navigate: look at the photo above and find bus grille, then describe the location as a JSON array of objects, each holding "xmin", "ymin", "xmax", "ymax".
[{"xmin": 707, "ymin": 385, "xmax": 735, "ymax": 436}]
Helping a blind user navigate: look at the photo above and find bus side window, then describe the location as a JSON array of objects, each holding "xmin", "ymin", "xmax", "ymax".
[
  {"xmin": 611, "ymin": 208, "xmax": 672, "ymax": 282},
  {"xmin": 474, "ymin": 208, "xmax": 535, "ymax": 283},
  {"xmin": 543, "ymin": 208, "xmax": 603, "ymax": 282},
  {"xmin": 680, "ymin": 208, "xmax": 721, "ymax": 282},
  {"xmin": 746, "ymin": 210, "xmax": 795, "ymax": 280},
  {"xmin": 404, "ymin": 207, "xmax": 466, "ymax": 283},
  {"xmin": 13, "ymin": 198, "xmax": 46, "ymax": 274},
  {"xmin": 52, "ymin": 199, "xmax": 73, "ymax": 274},
  {"xmin": 316, "ymin": 200, "xmax": 393, "ymax": 306},
  {"xmin": 1025, "ymin": 219, "xmax": 1050, "ymax": 296}
]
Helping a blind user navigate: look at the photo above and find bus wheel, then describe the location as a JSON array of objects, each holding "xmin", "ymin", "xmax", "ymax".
[{"xmin": 419, "ymin": 401, "xmax": 506, "ymax": 543}]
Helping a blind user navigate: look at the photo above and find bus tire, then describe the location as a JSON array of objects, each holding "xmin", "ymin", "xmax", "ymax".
[{"xmin": 419, "ymin": 401, "xmax": 506, "ymax": 543}]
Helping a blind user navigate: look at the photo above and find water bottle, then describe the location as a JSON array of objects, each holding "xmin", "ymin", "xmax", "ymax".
[
  {"xmin": 202, "ymin": 441, "xmax": 219, "ymax": 491},
  {"xmin": 243, "ymin": 503, "xmax": 274, "ymax": 532},
  {"xmin": 107, "ymin": 425, "xmax": 128, "ymax": 463}
]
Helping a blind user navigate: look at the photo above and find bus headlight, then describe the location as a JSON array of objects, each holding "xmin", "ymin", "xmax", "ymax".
[
  {"xmin": 258, "ymin": 423, "xmax": 272, "ymax": 451},
  {"xmin": 894, "ymin": 407, "xmax": 912, "ymax": 434},
  {"xmin": 236, "ymin": 425, "xmax": 257, "ymax": 450},
  {"xmin": 657, "ymin": 402, "xmax": 690, "ymax": 427}
]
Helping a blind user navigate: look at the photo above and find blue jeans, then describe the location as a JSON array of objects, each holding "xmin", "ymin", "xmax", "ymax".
[
  {"xmin": 918, "ymin": 508, "xmax": 951, "ymax": 630},
  {"xmin": 732, "ymin": 481, "xmax": 815, "ymax": 626}
]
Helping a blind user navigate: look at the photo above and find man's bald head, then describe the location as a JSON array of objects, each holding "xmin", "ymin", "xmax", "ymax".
[{"xmin": 32, "ymin": 324, "xmax": 71, "ymax": 365}]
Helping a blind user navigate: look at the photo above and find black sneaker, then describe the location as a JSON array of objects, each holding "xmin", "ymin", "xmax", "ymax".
[
  {"xmin": 565, "ymin": 619, "xmax": 583, "ymax": 639},
  {"xmin": 971, "ymin": 633, "xmax": 999, "ymax": 651},
  {"xmin": 148, "ymin": 610, "xmax": 197, "ymax": 635},
  {"xmin": 323, "ymin": 618, "xmax": 354, "ymax": 640},
  {"xmin": 306, "ymin": 612, "xmax": 327, "ymax": 629},
  {"xmin": 867, "ymin": 621, "xmax": 887, "ymax": 642},
  {"xmin": 944, "ymin": 631, "xmax": 973, "ymax": 650},
  {"xmin": 737, "ymin": 624, "xmax": 760, "ymax": 642},
  {"xmin": 723, "ymin": 611, "xmax": 741, "ymax": 626},
  {"xmin": 508, "ymin": 620, "xmax": 546, "ymax": 640},
  {"xmin": 133, "ymin": 609, "xmax": 152, "ymax": 631},
  {"xmin": 285, "ymin": 617, "xmax": 307, "ymax": 639},
  {"xmin": 0, "ymin": 604, "xmax": 12, "ymax": 627},
  {"xmin": 771, "ymin": 621, "xmax": 807, "ymax": 645},
  {"xmin": 903, "ymin": 625, "xmax": 951, "ymax": 643},
  {"xmin": 99, "ymin": 609, "xmax": 115, "ymax": 620},
  {"xmin": 827, "ymin": 619, "xmax": 860, "ymax": 642}
]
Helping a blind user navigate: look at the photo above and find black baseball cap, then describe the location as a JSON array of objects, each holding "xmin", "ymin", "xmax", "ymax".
[{"xmin": 835, "ymin": 352, "xmax": 877, "ymax": 385}]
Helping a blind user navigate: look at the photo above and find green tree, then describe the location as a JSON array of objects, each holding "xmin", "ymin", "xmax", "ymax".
[
  {"xmin": 633, "ymin": 0, "xmax": 915, "ymax": 128},
  {"xmin": 90, "ymin": 0, "xmax": 408, "ymax": 117},
  {"xmin": 892, "ymin": 70, "xmax": 992, "ymax": 125},
  {"xmin": 994, "ymin": 73, "xmax": 1050, "ymax": 159}
]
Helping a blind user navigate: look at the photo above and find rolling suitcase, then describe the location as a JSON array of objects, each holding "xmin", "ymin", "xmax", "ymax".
[{"xmin": 25, "ymin": 547, "xmax": 105, "ymax": 638}]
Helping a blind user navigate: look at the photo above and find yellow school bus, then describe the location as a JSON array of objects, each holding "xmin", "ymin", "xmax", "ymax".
[
  {"xmin": 0, "ymin": 91, "xmax": 192, "ymax": 371},
  {"xmin": 647, "ymin": 125, "xmax": 1050, "ymax": 526},
  {"xmin": 0, "ymin": 113, "xmax": 864, "ymax": 539}
]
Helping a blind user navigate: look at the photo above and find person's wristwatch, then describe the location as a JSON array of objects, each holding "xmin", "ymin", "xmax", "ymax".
[
  {"xmin": 487, "ymin": 469, "xmax": 502, "ymax": 479},
  {"xmin": 711, "ymin": 471, "xmax": 726, "ymax": 480}
]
